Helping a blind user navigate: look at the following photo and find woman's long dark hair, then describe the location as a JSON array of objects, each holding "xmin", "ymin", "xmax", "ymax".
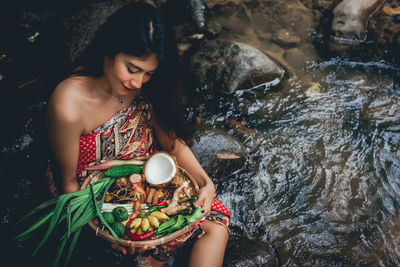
[{"xmin": 73, "ymin": 2, "xmax": 188, "ymax": 142}]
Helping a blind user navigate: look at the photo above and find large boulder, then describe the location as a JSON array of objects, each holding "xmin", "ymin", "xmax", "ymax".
[
  {"xmin": 184, "ymin": 39, "xmax": 285, "ymax": 95},
  {"xmin": 61, "ymin": 1, "xmax": 123, "ymax": 63},
  {"xmin": 330, "ymin": 0, "xmax": 384, "ymax": 43},
  {"xmin": 189, "ymin": 126, "xmax": 247, "ymax": 180},
  {"xmin": 319, "ymin": 0, "xmax": 385, "ymax": 51}
]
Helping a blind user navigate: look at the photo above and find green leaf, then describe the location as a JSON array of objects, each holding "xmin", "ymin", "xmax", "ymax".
[
  {"xmin": 53, "ymin": 235, "xmax": 68, "ymax": 267},
  {"xmin": 63, "ymin": 226, "xmax": 82, "ymax": 267},
  {"xmin": 89, "ymin": 183, "xmax": 124, "ymax": 244},
  {"xmin": 15, "ymin": 176, "xmax": 116, "ymax": 266},
  {"xmin": 15, "ymin": 210, "xmax": 53, "ymax": 242},
  {"xmin": 32, "ymin": 194, "xmax": 71, "ymax": 257},
  {"xmin": 67, "ymin": 202, "xmax": 72, "ymax": 239},
  {"xmin": 17, "ymin": 197, "xmax": 59, "ymax": 224}
]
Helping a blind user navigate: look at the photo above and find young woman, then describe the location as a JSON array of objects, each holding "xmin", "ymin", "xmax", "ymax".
[{"xmin": 46, "ymin": 2, "xmax": 230, "ymax": 266}]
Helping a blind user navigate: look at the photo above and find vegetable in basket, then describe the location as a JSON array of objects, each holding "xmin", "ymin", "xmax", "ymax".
[
  {"xmin": 102, "ymin": 212, "xmax": 115, "ymax": 224},
  {"xmin": 112, "ymin": 206, "xmax": 129, "ymax": 222},
  {"xmin": 105, "ymin": 165, "xmax": 142, "ymax": 178},
  {"xmin": 15, "ymin": 177, "xmax": 118, "ymax": 267},
  {"xmin": 110, "ymin": 221, "xmax": 126, "ymax": 237}
]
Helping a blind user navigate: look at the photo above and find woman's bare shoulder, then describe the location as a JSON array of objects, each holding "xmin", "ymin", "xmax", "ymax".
[
  {"xmin": 48, "ymin": 76, "xmax": 91, "ymax": 123},
  {"xmin": 52, "ymin": 76, "xmax": 91, "ymax": 99}
]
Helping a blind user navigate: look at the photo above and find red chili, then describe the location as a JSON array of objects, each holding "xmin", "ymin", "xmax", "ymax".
[
  {"xmin": 155, "ymin": 201, "xmax": 168, "ymax": 207},
  {"xmin": 126, "ymin": 230, "xmax": 154, "ymax": 241},
  {"xmin": 125, "ymin": 214, "xmax": 155, "ymax": 241}
]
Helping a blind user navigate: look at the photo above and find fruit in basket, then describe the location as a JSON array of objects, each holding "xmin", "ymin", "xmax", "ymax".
[
  {"xmin": 141, "ymin": 217, "xmax": 150, "ymax": 232},
  {"xmin": 128, "ymin": 218, "xmax": 142, "ymax": 229},
  {"xmin": 110, "ymin": 221, "xmax": 126, "ymax": 237},
  {"xmin": 112, "ymin": 206, "xmax": 129, "ymax": 222},
  {"xmin": 144, "ymin": 152, "xmax": 177, "ymax": 187},
  {"xmin": 102, "ymin": 211, "xmax": 115, "ymax": 224},
  {"xmin": 150, "ymin": 211, "xmax": 170, "ymax": 222},
  {"xmin": 147, "ymin": 215, "xmax": 160, "ymax": 228}
]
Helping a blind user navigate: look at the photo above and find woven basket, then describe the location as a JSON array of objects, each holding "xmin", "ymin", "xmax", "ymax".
[{"xmin": 80, "ymin": 167, "xmax": 200, "ymax": 247}]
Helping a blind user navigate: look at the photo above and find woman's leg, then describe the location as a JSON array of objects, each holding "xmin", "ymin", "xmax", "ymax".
[{"xmin": 189, "ymin": 221, "xmax": 229, "ymax": 267}]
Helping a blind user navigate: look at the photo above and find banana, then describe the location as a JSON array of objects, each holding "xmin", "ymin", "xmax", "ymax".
[
  {"xmin": 121, "ymin": 218, "xmax": 129, "ymax": 227},
  {"xmin": 129, "ymin": 227, "xmax": 138, "ymax": 234},
  {"xmin": 136, "ymin": 227, "xmax": 143, "ymax": 235},
  {"xmin": 150, "ymin": 211, "xmax": 169, "ymax": 222},
  {"xmin": 129, "ymin": 218, "xmax": 142, "ymax": 229},
  {"xmin": 141, "ymin": 217, "xmax": 150, "ymax": 232},
  {"xmin": 147, "ymin": 215, "xmax": 160, "ymax": 228}
]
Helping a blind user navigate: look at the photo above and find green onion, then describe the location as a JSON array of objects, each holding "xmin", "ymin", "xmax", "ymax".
[{"xmin": 15, "ymin": 177, "xmax": 116, "ymax": 267}]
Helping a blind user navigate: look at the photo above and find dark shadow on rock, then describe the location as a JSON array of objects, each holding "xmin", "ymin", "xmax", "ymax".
[{"xmin": 224, "ymin": 226, "xmax": 280, "ymax": 266}]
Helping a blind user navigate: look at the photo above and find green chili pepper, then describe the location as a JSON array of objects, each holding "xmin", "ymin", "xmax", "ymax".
[
  {"xmin": 172, "ymin": 215, "xmax": 184, "ymax": 229},
  {"xmin": 148, "ymin": 205, "xmax": 165, "ymax": 214},
  {"xmin": 156, "ymin": 216, "xmax": 177, "ymax": 233},
  {"xmin": 188, "ymin": 208, "xmax": 204, "ymax": 224}
]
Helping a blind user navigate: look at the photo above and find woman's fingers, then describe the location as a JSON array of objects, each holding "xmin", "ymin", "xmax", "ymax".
[
  {"xmin": 111, "ymin": 243, "xmax": 128, "ymax": 255},
  {"xmin": 111, "ymin": 242, "xmax": 156, "ymax": 256},
  {"xmin": 137, "ymin": 245, "xmax": 156, "ymax": 254},
  {"xmin": 127, "ymin": 241, "xmax": 136, "ymax": 254}
]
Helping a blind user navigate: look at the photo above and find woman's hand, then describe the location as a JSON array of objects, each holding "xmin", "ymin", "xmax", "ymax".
[
  {"xmin": 111, "ymin": 241, "xmax": 155, "ymax": 255},
  {"xmin": 194, "ymin": 181, "xmax": 215, "ymax": 216}
]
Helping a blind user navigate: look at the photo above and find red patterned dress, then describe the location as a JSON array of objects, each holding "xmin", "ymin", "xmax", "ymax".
[{"xmin": 48, "ymin": 95, "xmax": 230, "ymax": 261}]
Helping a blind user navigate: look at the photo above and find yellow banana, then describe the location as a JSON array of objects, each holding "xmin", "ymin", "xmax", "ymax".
[
  {"xmin": 121, "ymin": 219, "xmax": 129, "ymax": 227},
  {"xmin": 136, "ymin": 227, "xmax": 143, "ymax": 235},
  {"xmin": 129, "ymin": 218, "xmax": 142, "ymax": 229},
  {"xmin": 150, "ymin": 211, "xmax": 169, "ymax": 222},
  {"xmin": 147, "ymin": 215, "xmax": 160, "ymax": 228},
  {"xmin": 141, "ymin": 217, "xmax": 150, "ymax": 232},
  {"xmin": 129, "ymin": 227, "xmax": 138, "ymax": 234}
]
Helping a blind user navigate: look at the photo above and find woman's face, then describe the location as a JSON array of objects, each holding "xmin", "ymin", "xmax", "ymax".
[{"xmin": 104, "ymin": 52, "xmax": 158, "ymax": 95}]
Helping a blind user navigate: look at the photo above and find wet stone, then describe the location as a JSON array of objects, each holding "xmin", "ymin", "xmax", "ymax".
[
  {"xmin": 189, "ymin": 126, "xmax": 247, "ymax": 180},
  {"xmin": 62, "ymin": 1, "xmax": 123, "ymax": 62},
  {"xmin": 184, "ymin": 39, "xmax": 285, "ymax": 95},
  {"xmin": 327, "ymin": 0, "xmax": 385, "ymax": 44},
  {"xmin": 273, "ymin": 29, "xmax": 301, "ymax": 47},
  {"xmin": 283, "ymin": 47, "xmax": 305, "ymax": 70},
  {"xmin": 224, "ymin": 232, "xmax": 279, "ymax": 266}
]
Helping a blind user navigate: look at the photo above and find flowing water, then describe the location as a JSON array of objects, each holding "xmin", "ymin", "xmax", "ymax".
[
  {"xmin": 2, "ymin": 0, "xmax": 400, "ymax": 266},
  {"xmin": 201, "ymin": 0, "xmax": 400, "ymax": 266}
]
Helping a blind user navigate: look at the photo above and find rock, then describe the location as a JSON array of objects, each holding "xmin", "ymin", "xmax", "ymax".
[
  {"xmin": 273, "ymin": 29, "xmax": 301, "ymax": 47},
  {"xmin": 189, "ymin": 126, "xmax": 247, "ymax": 180},
  {"xmin": 62, "ymin": 1, "xmax": 123, "ymax": 63},
  {"xmin": 327, "ymin": 0, "xmax": 385, "ymax": 44},
  {"xmin": 224, "ymin": 231, "xmax": 280, "ymax": 266},
  {"xmin": 283, "ymin": 48, "xmax": 306, "ymax": 70},
  {"xmin": 184, "ymin": 39, "xmax": 285, "ymax": 95},
  {"xmin": 187, "ymin": 0, "xmax": 207, "ymax": 31}
]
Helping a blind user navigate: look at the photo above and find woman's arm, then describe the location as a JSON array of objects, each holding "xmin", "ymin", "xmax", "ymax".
[
  {"xmin": 47, "ymin": 82, "xmax": 84, "ymax": 194},
  {"xmin": 153, "ymin": 122, "xmax": 215, "ymax": 214},
  {"xmin": 170, "ymin": 139, "xmax": 216, "ymax": 214}
]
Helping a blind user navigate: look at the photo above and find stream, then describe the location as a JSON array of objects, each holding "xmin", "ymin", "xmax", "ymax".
[{"xmin": 1, "ymin": 0, "xmax": 400, "ymax": 266}]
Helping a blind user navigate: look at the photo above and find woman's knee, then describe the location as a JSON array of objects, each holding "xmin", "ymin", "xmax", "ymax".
[{"xmin": 201, "ymin": 220, "xmax": 229, "ymax": 240}]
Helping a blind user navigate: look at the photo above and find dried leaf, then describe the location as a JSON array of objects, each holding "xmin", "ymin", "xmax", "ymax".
[{"xmin": 216, "ymin": 153, "xmax": 240, "ymax": 159}]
